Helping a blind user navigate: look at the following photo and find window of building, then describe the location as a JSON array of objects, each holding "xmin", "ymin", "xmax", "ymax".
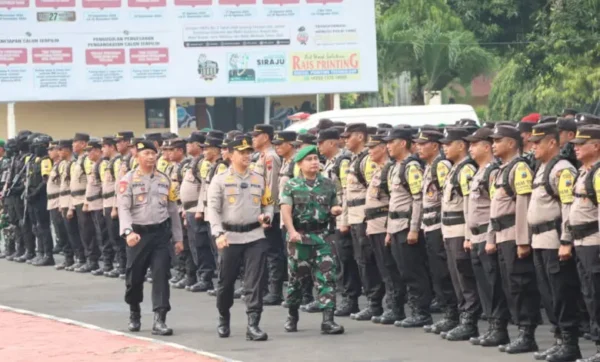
[{"xmin": 144, "ymin": 99, "xmax": 170, "ymax": 129}]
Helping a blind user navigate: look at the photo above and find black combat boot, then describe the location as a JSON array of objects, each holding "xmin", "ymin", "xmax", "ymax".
[
  {"xmin": 321, "ymin": 309, "xmax": 344, "ymax": 335},
  {"xmin": 128, "ymin": 304, "xmax": 141, "ymax": 332},
  {"xmin": 92, "ymin": 263, "xmax": 112, "ymax": 276},
  {"xmin": 480, "ymin": 318, "xmax": 510, "ymax": 347},
  {"xmin": 445, "ymin": 312, "xmax": 478, "ymax": 341},
  {"xmin": 373, "ymin": 302, "xmax": 406, "ymax": 325},
  {"xmin": 504, "ymin": 326, "xmax": 538, "ymax": 354},
  {"xmin": 533, "ymin": 331, "xmax": 562, "ymax": 360},
  {"xmin": 300, "ymin": 300, "xmax": 322, "ymax": 313},
  {"xmin": 217, "ymin": 311, "xmax": 230, "ymax": 338},
  {"xmin": 169, "ymin": 270, "xmax": 184, "ymax": 285},
  {"xmin": 55, "ymin": 257, "xmax": 74, "ymax": 271},
  {"xmin": 470, "ymin": 320, "xmax": 493, "ymax": 345},
  {"xmin": 207, "ymin": 289, "xmax": 217, "ymax": 297},
  {"xmin": 187, "ymin": 272, "xmax": 214, "ymax": 292},
  {"xmin": 576, "ymin": 343, "xmax": 600, "ymax": 362},
  {"xmin": 284, "ymin": 307, "xmax": 299, "ymax": 332},
  {"xmin": 37, "ymin": 254, "xmax": 55, "ymax": 266},
  {"xmin": 246, "ymin": 312, "xmax": 268, "ymax": 341},
  {"xmin": 173, "ymin": 275, "xmax": 195, "ymax": 289},
  {"xmin": 396, "ymin": 306, "xmax": 432, "ymax": 328},
  {"xmin": 547, "ymin": 331, "xmax": 581, "ymax": 362},
  {"xmin": 105, "ymin": 267, "xmax": 121, "ymax": 278},
  {"xmin": 67, "ymin": 258, "xmax": 85, "ymax": 271},
  {"xmin": 263, "ymin": 283, "xmax": 284, "ymax": 306},
  {"xmin": 352, "ymin": 304, "xmax": 383, "ymax": 322},
  {"xmin": 334, "ymin": 297, "xmax": 359, "ymax": 317},
  {"xmin": 152, "ymin": 310, "xmax": 173, "ymax": 336},
  {"xmin": 425, "ymin": 307, "xmax": 459, "ymax": 334}
]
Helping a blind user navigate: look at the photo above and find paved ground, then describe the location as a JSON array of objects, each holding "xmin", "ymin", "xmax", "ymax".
[{"xmin": 0, "ymin": 257, "xmax": 597, "ymax": 362}]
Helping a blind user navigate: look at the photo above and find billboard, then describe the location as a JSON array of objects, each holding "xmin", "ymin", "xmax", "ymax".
[{"xmin": 0, "ymin": 0, "xmax": 378, "ymax": 102}]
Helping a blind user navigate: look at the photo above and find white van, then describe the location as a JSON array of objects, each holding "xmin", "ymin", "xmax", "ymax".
[{"xmin": 284, "ymin": 104, "xmax": 478, "ymax": 131}]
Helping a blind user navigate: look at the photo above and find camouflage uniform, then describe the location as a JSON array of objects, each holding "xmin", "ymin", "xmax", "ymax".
[{"xmin": 280, "ymin": 174, "xmax": 339, "ymax": 310}]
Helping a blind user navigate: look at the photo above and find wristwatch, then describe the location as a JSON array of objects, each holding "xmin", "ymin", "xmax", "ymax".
[{"xmin": 122, "ymin": 228, "xmax": 133, "ymax": 238}]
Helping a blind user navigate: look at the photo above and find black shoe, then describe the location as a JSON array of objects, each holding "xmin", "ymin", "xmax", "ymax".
[
  {"xmin": 373, "ymin": 309, "xmax": 406, "ymax": 325},
  {"xmin": 504, "ymin": 327, "xmax": 538, "ymax": 354},
  {"xmin": 169, "ymin": 271, "xmax": 184, "ymax": 284},
  {"xmin": 119, "ymin": 273, "xmax": 126, "ymax": 280},
  {"xmin": 56, "ymin": 258, "xmax": 74, "ymax": 271},
  {"xmin": 470, "ymin": 323, "xmax": 493, "ymax": 345},
  {"xmin": 91, "ymin": 266, "xmax": 107, "ymax": 276},
  {"xmin": 187, "ymin": 280, "xmax": 214, "ymax": 292},
  {"xmin": 152, "ymin": 310, "xmax": 173, "ymax": 336},
  {"xmin": 29, "ymin": 255, "xmax": 43, "ymax": 265},
  {"xmin": 217, "ymin": 311, "xmax": 230, "ymax": 338},
  {"xmin": 233, "ymin": 287, "xmax": 244, "ymax": 299},
  {"xmin": 284, "ymin": 308, "xmax": 299, "ymax": 332},
  {"xmin": 37, "ymin": 256, "xmax": 55, "ymax": 266},
  {"xmin": 263, "ymin": 293, "xmax": 283, "ymax": 306},
  {"xmin": 479, "ymin": 319, "xmax": 510, "ymax": 347},
  {"xmin": 300, "ymin": 300, "xmax": 322, "ymax": 313},
  {"xmin": 334, "ymin": 298, "xmax": 359, "ymax": 317},
  {"xmin": 105, "ymin": 268, "xmax": 121, "ymax": 278},
  {"xmin": 208, "ymin": 289, "xmax": 217, "ymax": 297},
  {"xmin": 321, "ymin": 309, "xmax": 344, "ymax": 335},
  {"xmin": 395, "ymin": 308, "xmax": 432, "ymax": 328},
  {"xmin": 128, "ymin": 311, "xmax": 141, "ymax": 332},
  {"xmin": 546, "ymin": 332, "xmax": 581, "ymax": 362},
  {"xmin": 429, "ymin": 298, "xmax": 443, "ymax": 314},
  {"xmin": 351, "ymin": 306, "xmax": 383, "ymax": 321},
  {"xmin": 68, "ymin": 259, "xmax": 86, "ymax": 272},
  {"xmin": 246, "ymin": 313, "xmax": 268, "ymax": 341},
  {"xmin": 445, "ymin": 315, "xmax": 478, "ymax": 341},
  {"xmin": 533, "ymin": 339, "xmax": 561, "ymax": 360},
  {"xmin": 172, "ymin": 276, "xmax": 195, "ymax": 289},
  {"xmin": 76, "ymin": 262, "xmax": 99, "ymax": 273},
  {"xmin": 427, "ymin": 309, "xmax": 459, "ymax": 334}
]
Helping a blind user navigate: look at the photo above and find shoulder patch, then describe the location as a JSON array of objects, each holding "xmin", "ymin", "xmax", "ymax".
[
  {"xmin": 407, "ymin": 164, "xmax": 423, "ymax": 195},
  {"xmin": 293, "ymin": 163, "xmax": 301, "ymax": 178},
  {"xmin": 437, "ymin": 161, "xmax": 450, "ymax": 186},
  {"xmin": 594, "ymin": 170, "xmax": 600, "ymax": 204},
  {"xmin": 339, "ymin": 159, "xmax": 350, "ymax": 188},
  {"xmin": 364, "ymin": 156, "xmax": 376, "ymax": 184},
  {"xmin": 41, "ymin": 158, "xmax": 52, "ymax": 177},
  {"xmin": 200, "ymin": 160, "xmax": 211, "ymax": 179},
  {"xmin": 557, "ymin": 168, "xmax": 575, "ymax": 204},
  {"xmin": 217, "ymin": 163, "xmax": 228, "ymax": 175},
  {"xmin": 459, "ymin": 165, "xmax": 476, "ymax": 196},
  {"xmin": 514, "ymin": 161, "xmax": 533, "ymax": 195}
]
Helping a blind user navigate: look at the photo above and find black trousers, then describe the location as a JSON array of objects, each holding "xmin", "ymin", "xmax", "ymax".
[
  {"xmin": 75, "ymin": 204, "xmax": 100, "ymax": 263},
  {"xmin": 351, "ymin": 223, "xmax": 384, "ymax": 308},
  {"xmin": 391, "ymin": 230, "xmax": 432, "ymax": 312},
  {"xmin": 471, "ymin": 242, "xmax": 510, "ymax": 321},
  {"xmin": 445, "ymin": 237, "xmax": 481, "ymax": 316},
  {"xmin": 425, "ymin": 229, "xmax": 457, "ymax": 311},
  {"xmin": 534, "ymin": 248, "xmax": 581, "ymax": 335},
  {"xmin": 265, "ymin": 213, "xmax": 286, "ymax": 289},
  {"xmin": 104, "ymin": 207, "xmax": 126, "ymax": 269},
  {"xmin": 217, "ymin": 238, "xmax": 269, "ymax": 315},
  {"xmin": 186, "ymin": 213, "xmax": 216, "ymax": 280},
  {"xmin": 334, "ymin": 229, "xmax": 362, "ymax": 300},
  {"xmin": 50, "ymin": 208, "xmax": 69, "ymax": 253},
  {"xmin": 370, "ymin": 232, "xmax": 405, "ymax": 309},
  {"xmin": 90, "ymin": 209, "xmax": 112, "ymax": 265},
  {"xmin": 497, "ymin": 240, "xmax": 541, "ymax": 327},
  {"xmin": 576, "ymin": 245, "xmax": 600, "ymax": 341},
  {"xmin": 62, "ymin": 208, "xmax": 84, "ymax": 261},
  {"xmin": 125, "ymin": 225, "xmax": 172, "ymax": 312},
  {"xmin": 27, "ymin": 202, "xmax": 40, "ymax": 256},
  {"xmin": 576, "ymin": 253, "xmax": 594, "ymax": 336},
  {"xmin": 6, "ymin": 195, "xmax": 35, "ymax": 255},
  {"xmin": 31, "ymin": 199, "xmax": 53, "ymax": 257}
]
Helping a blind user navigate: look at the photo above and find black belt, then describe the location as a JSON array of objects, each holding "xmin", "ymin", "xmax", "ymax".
[
  {"xmin": 86, "ymin": 194, "xmax": 102, "ymax": 202},
  {"xmin": 294, "ymin": 221, "xmax": 329, "ymax": 233},
  {"xmin": 490, "ymin": 214, "xmax": 516, "ymax": 232},
  {"xmin": 442, "ymin": 211, "xmax": 465, "ymax": 226},
  {"xmin": 347, "ymin": 198, "xmax": 366, "ymax": 207},
  {"xmin": 389, "ymin": 211, "xmax": 411, "ymax": 220},
  {"xmin": 47, "ymin": 193, "xmax": 59, "ymax": 200},
  {"xmin": 102, "ymin": 191, "xmax": 115, "ymax": 199},
  {"xmin": 59, "ymin": 190, "xmax": 70, "ymax": 196},
  {"xmin": 423, "ymin": 205, "xmax": 441, "ymax": 214},
  {"xmin": 531, "ymin": 219, "xmax": 560, "ymax": 235},
  {"xmin": 470, "ymin": 223, "xmax": 489, "ymax": 236},
  {"xmin": 569, "ymin": 221, "xmax": 599, "ymax": 240},
  {"xmin": 365, "ymin": 206, "xmax": 389, "ymax": 221},
  {"xmin": 223, "ymin": 222, "xmax": 261, "ymax": 233},
  {"xmin": 71, "ymin": 190, "xmax": 85, "ymax": 197},
  {"xmin": 183, "ymin": 200, "xmax": 198, "ymax": 210},
  {"xmin": 423, "ymin": 216, "xmax": 441, "ymax": 227},
  {"xmin": 132, "ymin": 219, "xmax": 170, "ymax": 234}
]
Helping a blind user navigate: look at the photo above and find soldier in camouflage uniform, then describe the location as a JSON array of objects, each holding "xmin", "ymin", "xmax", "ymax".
[{"xmin": 280, "ymin": 145, "xmax": 344, "ymax": 334}]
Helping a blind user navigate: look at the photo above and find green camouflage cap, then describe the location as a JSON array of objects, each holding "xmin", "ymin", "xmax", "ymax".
[{"xmin": 294, "ymin": 145, "xmax": 318, "ymax": 163}]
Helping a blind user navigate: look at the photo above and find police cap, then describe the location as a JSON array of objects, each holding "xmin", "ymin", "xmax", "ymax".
[
  {"xmin": 115, "ymin": 131, "xmax": 134, "ymax": 141},
  {"xmin": 293, "ymin": 133, "xmax": 317, "ymax": 146},
  {"xmin": 490, "ymin": 125, "xmax": 521, "ymax": 142},
  {"xmin": 272, "ymin": 131, "xmax": 297, "ymax": 145},
  {"xmin": 439, "ymin": 127, "xmax": 470, "ymax": 144},
  {"xmin": 317, "ymin": 128, "xmax": 340, "ymax": 142},
  {"xmin": 188, "ymin": 132, "xmax": 206, "ymax": 145},
  {"xmin": 414, "ymin": 130, "xmax": 444, "ymax": 144},
  {"xmin": 557, "ymin": 117, "xmax": 577, "ymax": 132},
  {"xmin": 250, "ymin": 124, "xmax": 274, "ymax": 138},
  {"xmin": 528, "ymin": 123, "xmax": 559, "ymax": 142},
  {"xmin": 570, "ymin": 125, "xmax": 600, "ymax": 144},
  {"xmin": 341, "ymin": 123, "xmax": 367, "ymax": 138},
  {"xmin": 58, "ymin": 139, "xmax": 73, "ymax": 149},
  {"xmin": 74, "ymin": 133, "xmax": 90, "ymax": 142},
  {"xmin": 575, "ymin": 113, "xmax": 600, "ymax": 126},
  {"xmin": 229, "ymin": 136, "xmax": 253, "ymax": 151},
  {"xmin": 383, "ymin": 127, "xmax": 413, "ymax": 142},
  {"xmin": 317, "ymin": 118, "xmax": 334, "ymax": 130},
  {"xmin": 366, "ymin": 134, "xmax": 386, "ymax": 147},
  {"xmin": 464, "ymin": 127, "xmax": 494, "ymax": 143}
]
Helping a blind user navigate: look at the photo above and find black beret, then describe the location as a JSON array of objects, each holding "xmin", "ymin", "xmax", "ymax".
[
  {"xmin": 74, "ymin": 133, "xmax": 90, "ymax": 142},
  {"xmin": 135, "ymin": 140, "xmax": 158, "ymax": 153}
]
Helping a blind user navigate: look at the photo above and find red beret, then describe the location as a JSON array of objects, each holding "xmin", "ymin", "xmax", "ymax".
[{"xmin": 521, "ymin": 113, "xmax": 540, "ymax": 123}]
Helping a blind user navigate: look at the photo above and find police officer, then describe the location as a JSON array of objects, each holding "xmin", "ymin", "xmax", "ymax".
[
  {"xmin": 415, "ymin": 129, "xmax": 459, "ymax": 334},
  {"xmin": 117, "ymin": 140, "xmax": 183, "ymax": 336},
  {"xmin": 463, "ymin": 128, "xmax": 511, "ymax": 347},
  {"xmin": 46, "ymin": 141, "xmax": 69, "ymax": 259},
  {"xmin": 317, "ymin": 128, "xmax": 361, "ymax": 316},
  {"xmin": 569, "ymin": 125, "xmax": 600, "ymax": 362},
  {"xmin": 385, "ymin": 127, "xmax": 433, "ymax": 328},
  {"xmin": 280, "ymin": 145, "xmax": 344, "ymax": 334},
  {"xmin": 251, "ymin": 124, "xmax": 285, "ymax": 306},
  {"xmin": 489, "ymin": 125, "xmax": 541, "ymax": 354},
  {"xmin": 439, "ymin": 126, "xmax": 481, "ymax": 341},
  {"xmin": 364, "ymin": 133, "xmax": 405, "ymax": 325},
  {"xmin": 527, "ymin": 122, "xmax": 581, "ymax": 362},
  {"xmin": 557, "ymin": 117, "xmax": 579, "ymax": 168},
  {"xmin": 207, "ymin": 136, "xmax": 273, "ymax": 340}
]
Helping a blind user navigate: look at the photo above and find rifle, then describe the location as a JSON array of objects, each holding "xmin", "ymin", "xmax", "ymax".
[{"xmin": 20, "ymin": 158, "xmax": 33, "ymax": 228}]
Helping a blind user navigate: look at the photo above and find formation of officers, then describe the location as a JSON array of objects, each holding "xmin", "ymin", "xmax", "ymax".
[{"xmin": 4, "ymin": 108, "xmax": 600, "ymax": 361}]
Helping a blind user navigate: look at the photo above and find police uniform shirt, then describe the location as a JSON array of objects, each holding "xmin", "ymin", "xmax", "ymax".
[
  {"xmin": 341, "ymin": 152, "xmax": 373, "ymax": 227},
  {"xmin": 71, "ymin": 155, "xmax": 91, "ymax": 206},
  {"xmin": 117, "ymin": 169, "xmax": 183, "ymax": 242},
  {"xmin": 180, "ymin": 156, "xmax": 203, "ymax": 213},
  {"xmin": 489, "ymin": 155, "xmax": 532, "ymax": 245},
  {"xmin": 253, "ymin": 146, "xmax": 281, "ymax": 213},
  {"xmin": 387, "ymin": 158, "xmax": 423, "ymax": 234},
  {"xmin": 528, "ymin": 160, "xmax": 576, "ymax": 249},
  {"xmin": 168, "ymin": 159, "xmax": 184, "ymax": 208},
  {"xmin": 157, "ymin": 154, "xmax": 169, "ymax": 173},
  {"xmin": 85, "ymin": 158, "xmax": 104, "ymax": 211},
  {"xmin": 441, "ymin": 156, "xmax": 475, "ymax": 239},
  {"xmin": 45, "ymin": 158, "xmax": 60, "ymax": 211},
  {"xmin": 569, "ymin": 167, "xmax": 600, "ymax": 246},
  {"xmin": 277, "ymin": 156, "xmax": 297, "ymax": 227},
  {"xmin": 59, "ymin": 159, "xmax": 73, "ymax": 210},
  {"xmin": 206, "ymin": 167, "xmax": 273, "ymax": 245},
  {"xmin": 421, "ymin": 158, "xmax": 451, "ymax": 232},
  {"xmin": 365, "ymin": 164, "xmax": 389, "ymax": 235},
  {"xmin": 102, "ymin": 155, "xmax": 118, "ymax": 209},
  {"xmin": 199, "ymin": 159, "xmax": 227, "ymax": 214},
  {"xmin": 322, "ymin": 149, "xmax": 347, "ymax": 227},
  {"xmin": 465, "ymin": 162, "xmax": 497, "ymax": 244}
]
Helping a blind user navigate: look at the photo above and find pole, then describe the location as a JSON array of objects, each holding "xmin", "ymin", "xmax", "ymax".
[
  {"xmin": 169, "ymin": 98, "xmax": 178, "ymax": 135},
  {"xmin": 7, "ymin": 103, "xmax": 16, "ymax": 138},
  {"xmin": 264, "ymin": 96, "xmax": 270, "ymax": 125},
  {"xmin": 333, "ymin": 93, "xmax": 341, "ymax": 110}
]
